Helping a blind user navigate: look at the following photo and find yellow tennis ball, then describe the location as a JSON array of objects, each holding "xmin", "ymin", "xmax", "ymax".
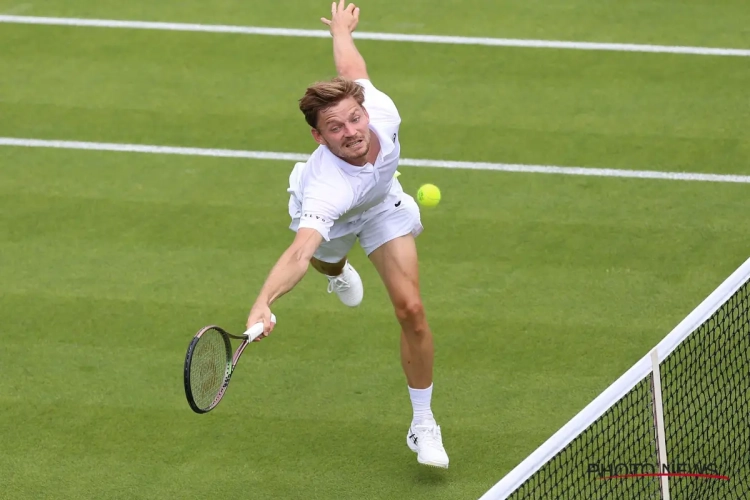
[{"xmin": 417, "ymin": 184, "xmax": 441, "ymax": 207}]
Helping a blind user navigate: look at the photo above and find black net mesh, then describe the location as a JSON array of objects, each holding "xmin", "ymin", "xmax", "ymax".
[
  {"xmin": 661, "ymin": 279, "xmax": 750, "ymax": 499},
  {"xmin": 505, "ymin": 376, "xmax": 662, "ymax": 500},
  {"xmin": 501, "ymin": 277, "xmax": 750, "ymax": 500}
]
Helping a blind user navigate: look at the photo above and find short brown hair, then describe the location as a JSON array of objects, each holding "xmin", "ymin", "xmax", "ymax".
[{"xmin": 299, "ymin": 77, "xmax": 365, "ymax": 129}]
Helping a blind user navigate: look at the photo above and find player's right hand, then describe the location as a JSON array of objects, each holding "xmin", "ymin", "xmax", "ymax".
[
  {"xmin": 246, "ymin": 302, "xmax": 275, "ymax": 342},
  {"xmin": 321, "ymin": 0, "xmax": 360, "ymax": 35}
]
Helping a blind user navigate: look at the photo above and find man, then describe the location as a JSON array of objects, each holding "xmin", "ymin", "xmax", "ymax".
[{"xmin": 245, "ymin": 0, "xmax": 449, "ymax": 469}]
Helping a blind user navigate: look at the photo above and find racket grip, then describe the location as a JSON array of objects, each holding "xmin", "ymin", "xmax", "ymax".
[{"xmin": 244, "ymin": 313, "xmax": 277, "ymax": 341}]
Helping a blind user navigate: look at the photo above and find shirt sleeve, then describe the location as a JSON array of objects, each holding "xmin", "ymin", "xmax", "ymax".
[
  {"xmin": 297, "ymin": 177, "xmax": 353, "ymax": 241},
  {"xmin": 355, "ymin": 79, "xmax": 401, "ymax": 130}
]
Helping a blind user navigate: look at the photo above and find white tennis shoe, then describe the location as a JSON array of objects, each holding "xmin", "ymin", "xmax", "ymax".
[
  {"xmin": 407, "ymin": 420, "xmax": 450, "ymax": 468},
  {"xmin": 326, "ymin": 261, "xmax": 363, "ymax": 307}
]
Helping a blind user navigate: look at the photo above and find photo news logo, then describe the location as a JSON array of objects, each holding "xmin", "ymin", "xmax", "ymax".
[{"xmin": 587, "ymin": 462, "xmax": 730, "ymax": 481}]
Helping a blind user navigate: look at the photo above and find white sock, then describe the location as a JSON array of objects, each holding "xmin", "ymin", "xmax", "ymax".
[{"xmin": 409, "ymin": 384, "xmax": 434, "ymax": 425}]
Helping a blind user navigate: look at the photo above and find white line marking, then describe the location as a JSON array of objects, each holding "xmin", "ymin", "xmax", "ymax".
[
  {"xmin": 2, "ymin": 137, "xmax": 748, "ymax": 184},
  {"xmin": 0, "ymin": 15, "xmax": 748, "ymax": 57},
  {"xmin": 0, "ymin": 137, "xmax": 309, "ymax": 162}
]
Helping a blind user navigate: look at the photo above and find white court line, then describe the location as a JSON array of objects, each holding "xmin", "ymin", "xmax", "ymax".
[
  {"xmin": 2, "ymin": 137, "xmax": 749, "ymax": 184},
  {"xmin": 1, "ymin": 15, "xmax": 749, "ymax": 57}
]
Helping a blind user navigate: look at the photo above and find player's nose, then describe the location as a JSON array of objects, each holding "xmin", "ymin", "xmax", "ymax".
[{"xmin": 343, "ymin": 123, "xmax": 358, "ymax": 137}]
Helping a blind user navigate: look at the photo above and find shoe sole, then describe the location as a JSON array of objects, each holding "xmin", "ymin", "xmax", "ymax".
[
  {"xmin": 419, "ymin": 460, "xmax": 449, "ymax": 469},
  {"xmin": 407, "ymin": 435, "xmax": 449, "ymax": 469}
]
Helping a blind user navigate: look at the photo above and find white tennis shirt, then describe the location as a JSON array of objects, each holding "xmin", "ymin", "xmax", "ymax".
[{"xmin": 287, "ymin": 79, "xmax": 405, "ymax": 241}]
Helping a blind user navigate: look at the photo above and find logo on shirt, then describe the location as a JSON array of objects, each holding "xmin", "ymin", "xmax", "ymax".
[
  {"xmin": 392, "ymin": 133, "xmax": 397, "ymax": 143},
  {"xmin": 302, "ymin": 212, "xmax": 329, "ymax": 224}
]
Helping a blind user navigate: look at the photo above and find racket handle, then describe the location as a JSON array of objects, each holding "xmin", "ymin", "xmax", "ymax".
[{"xmin": 244, "ymin": 313, "xmax": 277, "ymax": 341}]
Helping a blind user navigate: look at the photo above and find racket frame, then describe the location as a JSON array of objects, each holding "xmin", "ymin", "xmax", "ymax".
[
  {"xmin": 183, "ymin": 316, "xmax": 274, "ymax": 414},
  {"xmin": 184, "ymin": 326, "xmax": 250, "ymax": 414}
]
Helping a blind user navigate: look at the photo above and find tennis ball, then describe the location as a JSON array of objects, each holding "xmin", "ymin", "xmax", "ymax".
[{"xmin": 417, "ymin": 184, "xmax": 441, "ymax": 207}]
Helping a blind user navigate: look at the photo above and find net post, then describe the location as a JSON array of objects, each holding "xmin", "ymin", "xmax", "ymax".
[{"xmin": 650, "ymin": 348, "xmax": 670, "ymax": 500}]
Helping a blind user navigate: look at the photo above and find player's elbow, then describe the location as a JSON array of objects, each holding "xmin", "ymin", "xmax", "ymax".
[
  {"xmin": 288, "ymin": 228, "xmax": 323, "ymax": 264},
  {"xmin": 290, "ymin": 245, "xmax": 315, "ymax": 265}
]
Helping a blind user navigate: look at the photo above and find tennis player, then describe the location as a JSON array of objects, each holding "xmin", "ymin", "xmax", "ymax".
[{"xmin": 245, "ymin": 0, "xmax": 449, "ymax": 468}]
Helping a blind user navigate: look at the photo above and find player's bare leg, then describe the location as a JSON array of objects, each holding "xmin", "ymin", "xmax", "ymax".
[
  {"xmin": 311, "ymin": 256, "xmax": 363, "ymax": 307},
  {"xmin": 311, "ymin": 256, "xmax": 346, "ymax": 276},
  {"xmin": 368, "ymin": 234, "xmax": 449, "ymax": 468}
]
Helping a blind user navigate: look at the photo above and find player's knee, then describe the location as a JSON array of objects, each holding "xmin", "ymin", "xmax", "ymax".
[{"xmin": 395, "ymin": 299, "xmax": 426, "ymax": 327}]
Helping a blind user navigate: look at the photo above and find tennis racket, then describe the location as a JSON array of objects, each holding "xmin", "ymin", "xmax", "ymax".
[{"xmin": 183, "ymin": 314, "xmax": 276, "ymax": 414}]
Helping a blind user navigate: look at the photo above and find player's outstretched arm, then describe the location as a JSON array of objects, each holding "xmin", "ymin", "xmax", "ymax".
[
  {"xmin": 246, "ymin": 228, "xmax": 323, "ymax": 337},
  {"xmin": 321, "ymin": 0, "xmax": 369, "ymax": 81}
]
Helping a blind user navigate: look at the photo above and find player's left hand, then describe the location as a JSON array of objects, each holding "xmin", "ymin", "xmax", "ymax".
[{"xmin": 321, "ymin": 0, "xmax": 360, "ymax": 35}]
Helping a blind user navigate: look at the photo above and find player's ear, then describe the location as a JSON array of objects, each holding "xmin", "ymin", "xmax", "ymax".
[{"xmin": 311, "ymin": 128, "xmax": 326, "ymax": 146}]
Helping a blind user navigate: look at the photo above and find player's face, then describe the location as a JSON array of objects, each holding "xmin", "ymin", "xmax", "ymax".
[{"xmin": 312, "ymin": 97, "xmax": 371, "ymax": 166}]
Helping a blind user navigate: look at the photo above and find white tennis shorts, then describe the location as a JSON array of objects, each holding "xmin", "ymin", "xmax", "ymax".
[{"xmin": 289, "ymin": 193, "xmax": 424, "ymax": 263}]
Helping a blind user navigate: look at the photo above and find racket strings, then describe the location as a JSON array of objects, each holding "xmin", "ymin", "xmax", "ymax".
[{"xmin": 190, "ymin": 330, "xmax": 230, "ymax": 409}]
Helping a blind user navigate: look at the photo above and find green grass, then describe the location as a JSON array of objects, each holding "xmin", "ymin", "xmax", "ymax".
[
  {"xmin": 1, "ymin": 1, "xmax": 749, "ymax": 499},
  {"xmin": 3, "ymin": 0, "xmax": 750, "ymax": 47},
  {"xmin": 1, "ymin": 24, "xmax": 748, "ymax": 174}
]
